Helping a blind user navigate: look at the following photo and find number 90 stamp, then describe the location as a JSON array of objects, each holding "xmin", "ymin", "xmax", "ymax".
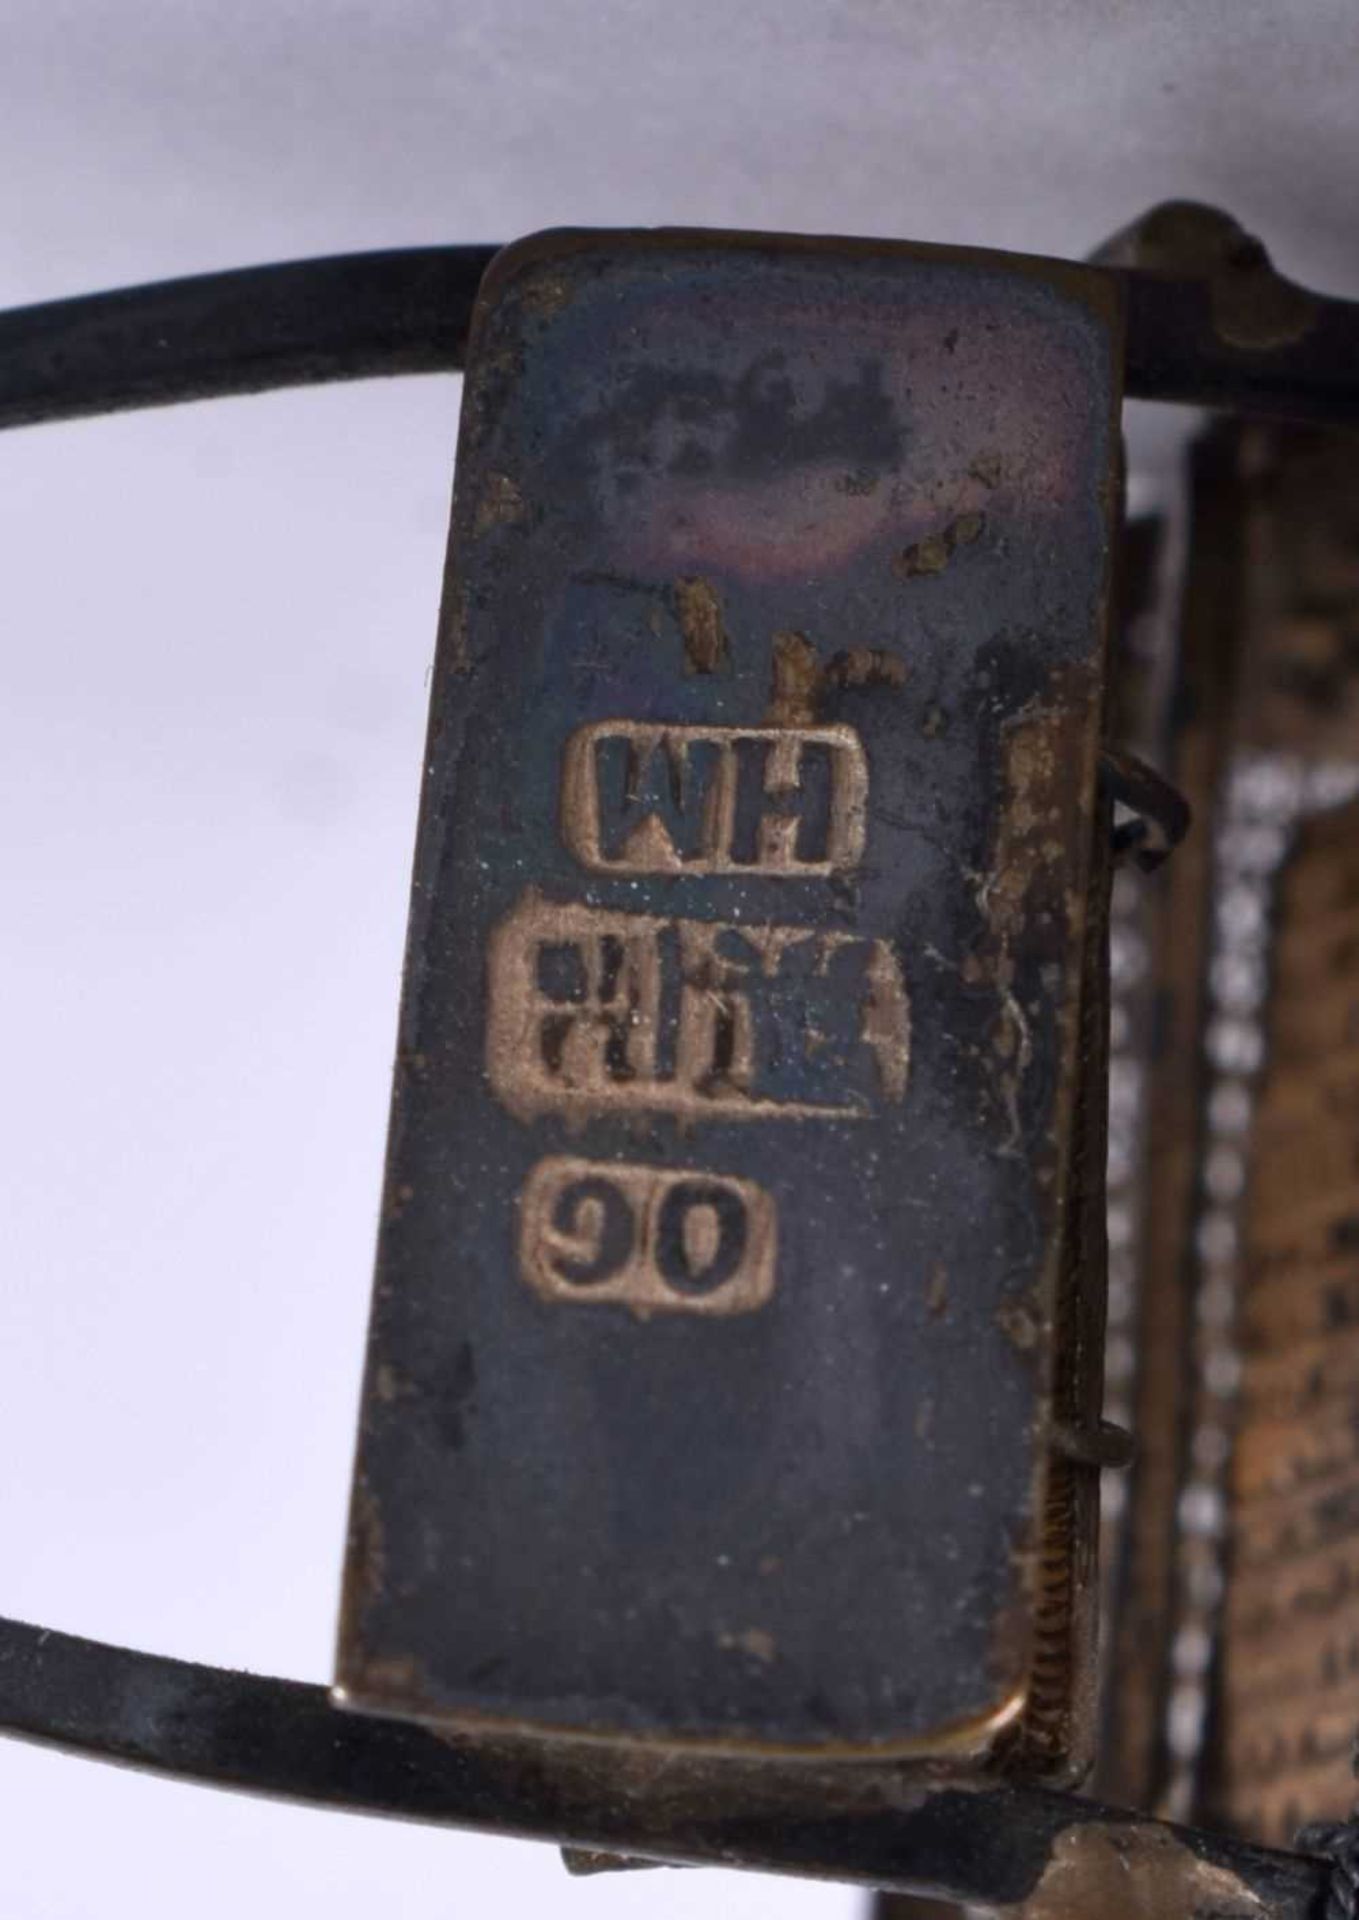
[{"xmin": 518, "ymin": 1155, "xmax": 776, "ymax": 1318}]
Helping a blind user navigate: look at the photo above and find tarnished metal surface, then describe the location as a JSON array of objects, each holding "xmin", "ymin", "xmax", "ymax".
[
  {"xmin": 1017, "ymin": 1819, "xmax": 1270, "ymax": 1920},
  {"xmin": 335, "ymin": 227, "xmax": 1120, "ymax": 1765}
]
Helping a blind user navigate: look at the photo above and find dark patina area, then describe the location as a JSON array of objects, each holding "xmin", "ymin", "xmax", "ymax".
[{"xmin": 337, "ymin": 229, "xmax": 1119, "ymax": 1759}]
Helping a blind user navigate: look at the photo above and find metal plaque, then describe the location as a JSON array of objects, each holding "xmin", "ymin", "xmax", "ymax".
[{"xmin": 336, "ymin": 229, "xmax": 1120, "ymax": 1762}]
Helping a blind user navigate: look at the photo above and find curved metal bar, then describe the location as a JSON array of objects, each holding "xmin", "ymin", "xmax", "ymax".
[
  {"xmin": 0, "ymin": 213, "xmax": 1357, "ymax": 434},
  {"xmin": 0, "ymin": 246, "xmax": 496, "ymax": 430},
  {"xmin": 0, "ymin": 1614, "xmax": 1327, "ymax": 1912}
]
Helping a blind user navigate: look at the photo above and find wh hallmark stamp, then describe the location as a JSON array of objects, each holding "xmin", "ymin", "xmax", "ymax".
[{"xmin": 560, "ymin": 720, "xmax": 868, "ymax": 875}]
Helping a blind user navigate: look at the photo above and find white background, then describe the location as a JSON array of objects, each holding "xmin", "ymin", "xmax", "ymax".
[{"xmin": 2, "ymin": 5, "xmax": 1358, "ymax": 1917}]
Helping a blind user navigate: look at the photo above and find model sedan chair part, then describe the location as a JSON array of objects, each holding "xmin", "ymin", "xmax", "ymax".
[{"xmin": 1, "ymin": 206, "xmax": 1355, "ymax": 1919}]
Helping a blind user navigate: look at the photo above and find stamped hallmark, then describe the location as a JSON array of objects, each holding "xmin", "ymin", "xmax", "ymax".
[
  {"xmin": 519, "ymin": 1155, "xmax": 776, "ymax": 1316},
  {"xmin": 560, "ymin": 721, "xmax": 868, "ymax": 875},
  {"xmin": 486, "ymin": 890, "xmax": 909, "ymax": 1122}
]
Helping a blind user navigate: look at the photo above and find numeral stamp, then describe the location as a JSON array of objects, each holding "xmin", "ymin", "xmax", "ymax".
[{"xmin": 519, "ymin": 1156, "xmax": 776, "ymax": 1316}]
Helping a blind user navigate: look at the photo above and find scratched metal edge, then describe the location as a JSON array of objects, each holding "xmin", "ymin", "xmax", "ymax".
[
  {"xmin": 1006, "ymin": 273, "xmax": 1125, "ymax": 1786},
  {"xmin": 333, "ymin": 227, "xmax": 1125, "ymax": 1764}
]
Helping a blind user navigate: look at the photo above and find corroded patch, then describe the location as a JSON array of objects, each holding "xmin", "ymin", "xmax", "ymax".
[
  {"xmin": 894, "ymin": 510, "xmax": 985, "ymax": 579},
  {"xmin": 672, "ymin": 577, "xmax": 731, "ymax": 675},
  {"xmin": 766, "ymin": 631, "xmax": 823, "ymax": 726},
  {"xmin": 1021, "ymin": 1821, "xmax": 1265, "ymax": 1920}
]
